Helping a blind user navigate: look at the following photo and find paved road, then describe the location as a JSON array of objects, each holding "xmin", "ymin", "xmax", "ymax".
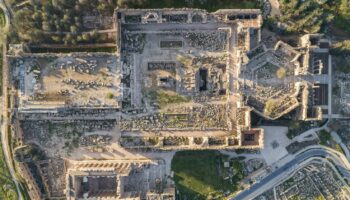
[{"xmin": 231, "ymin": 148, "xmax": 350, "ymax": 200}]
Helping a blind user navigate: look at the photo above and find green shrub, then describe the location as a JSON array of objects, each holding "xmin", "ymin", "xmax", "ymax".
[{"xmin": 106, "ymin": 93, "xmax": 114, "ymax": 99}]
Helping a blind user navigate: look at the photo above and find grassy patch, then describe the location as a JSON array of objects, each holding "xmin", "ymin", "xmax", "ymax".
[
  {"xmin": 18, "ymin": 180, "xmax": 31, "ymax": 200},
  {"xmin": 331, "ymin": 41, "xmax": 350, "ymax": 55},
  {"xmin": 171, "ymin": 150, "xmax": 242, "ymax": 200},
  {"xmin": 0, "ymin": 45, "xmax": 2, "ymax": 95},
  {"xmin": 149, "ymin": 90, "xmax": 189, "ymax": 108},
  {"xmin": 264, "ymin": 98, "xmax": 279, "ymax": 117},
  {"xmin": 332, "ymin": 56, "xmax": 350, "ymax": 74},
  {"xmin": 106, "ymin": 92, "xmax": 114, "ymax": 99},
  {"xmin": 0, "ymin": 9, "xmax": 5, "ymax": 29},
  {"xmin": 276, "ymin": 67, "xmax": 286, "ymax": 79},
  {"xmin": 335, "ymin": 144, "xmax": 345, "ymax": 154},
  {"xmin": 333, "ymin": 0, "xmax": 350, "ymax": 34},
  {"xmin": 0, "ymin": 132, "xmax": 19, "ymax": 200},
  {"xmin": 287, "ymin": 120, "xmax": 327, "ymax": 139},
  {"xmin": 319, "ymin": 130, "xmax": 331, "ymax": 146}
]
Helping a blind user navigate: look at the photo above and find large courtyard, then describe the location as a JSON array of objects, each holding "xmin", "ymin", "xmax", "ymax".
[{"xmin": 10, "ymin": 53, "xmax": 122, "ymax": 109}]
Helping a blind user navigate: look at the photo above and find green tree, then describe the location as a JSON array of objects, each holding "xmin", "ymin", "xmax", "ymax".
[
  {"xmin": 70, "ymin": 25, "xmax": 78, "ymax": 34},
  {"xmin": 51, "ymin": 35, "xmax": 62, "ymax": 43},
  {"xmin": 64, "ymin": 33, "xmax": 73, "ymax": 45},
  {"xmin": 82, "ymin": 33, "xmax": 91, "ymax": 41}
]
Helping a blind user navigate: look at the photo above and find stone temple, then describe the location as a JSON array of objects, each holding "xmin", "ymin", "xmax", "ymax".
[
  {"xmin": 7, "ymin": 8, "xmax": 332, "ymax": 200},
  {"xmin": 9, "ymin": 9, "xmax": 331, "ymax": 152}
]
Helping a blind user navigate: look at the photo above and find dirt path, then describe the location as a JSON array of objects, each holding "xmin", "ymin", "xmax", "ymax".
[
  {"xmin": 1, "ymin": 36, "xmax": 22, "ymax": 200},
  {"xmin": 269, "ymin": 0, "xmax": 281, "ymax": 17}
]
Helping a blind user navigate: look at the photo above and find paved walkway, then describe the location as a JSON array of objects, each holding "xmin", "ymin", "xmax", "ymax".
[
  {"xmin": 293, "ymin": 120, "xmax": 328, "ymax": 142},
  {"xmin": 328, "ymin": 54, "xmax": 332, "ymax": 118}
]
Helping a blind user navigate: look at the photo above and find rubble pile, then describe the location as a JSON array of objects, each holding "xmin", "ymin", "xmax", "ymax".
[
  {"xmin": 62, "ymin": 78, "xmax": 113, "ymax": 90},
  {"xmin": 208, "ymin": 137, "xmax": 226, "ymax": 146},
  {"xmin": 51, "ymin": 58, "xmax": 100, "ymax": 74},
  {"xmin": 79, "ymin": 134, "xmax": 112, "ymax": 146},
  {"xmin": 21, "ymin": 120, "xmax": 116, "ymax": 148},
  {"xmin": 162, "ymin": 14, "xmax": 188, "ymax": 23},
  {"xmin": 19, "ymin": 108, "xmax": 120, "ymax": 120},
  {"xmin": 163, "ymin": 136, "xmax": 189, "ymax": 146},
  {"xmin": 125, "ymin": 15, "xmax": 142, "ymax": 23},
  {"xmin": 191, "ymin": 55, "xmax": 227, "ymax": 67},
  {"xmin": 193, "ymin": 137, "xmax": 203, "ymax": 145},
  {"xmin": 183, "ymin": 31, "xmax": 228, "ymax": 51},
  {"xmin": 119, "ymin": 104, "xmax": 228, "ymax": 131},
  {"xmin": 122, "ymin": 33, "xmax": 146, "ymax": 53},
  {"xmin": 148, "ymin": 62, "xmax": 176, "ymax": 71}
]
